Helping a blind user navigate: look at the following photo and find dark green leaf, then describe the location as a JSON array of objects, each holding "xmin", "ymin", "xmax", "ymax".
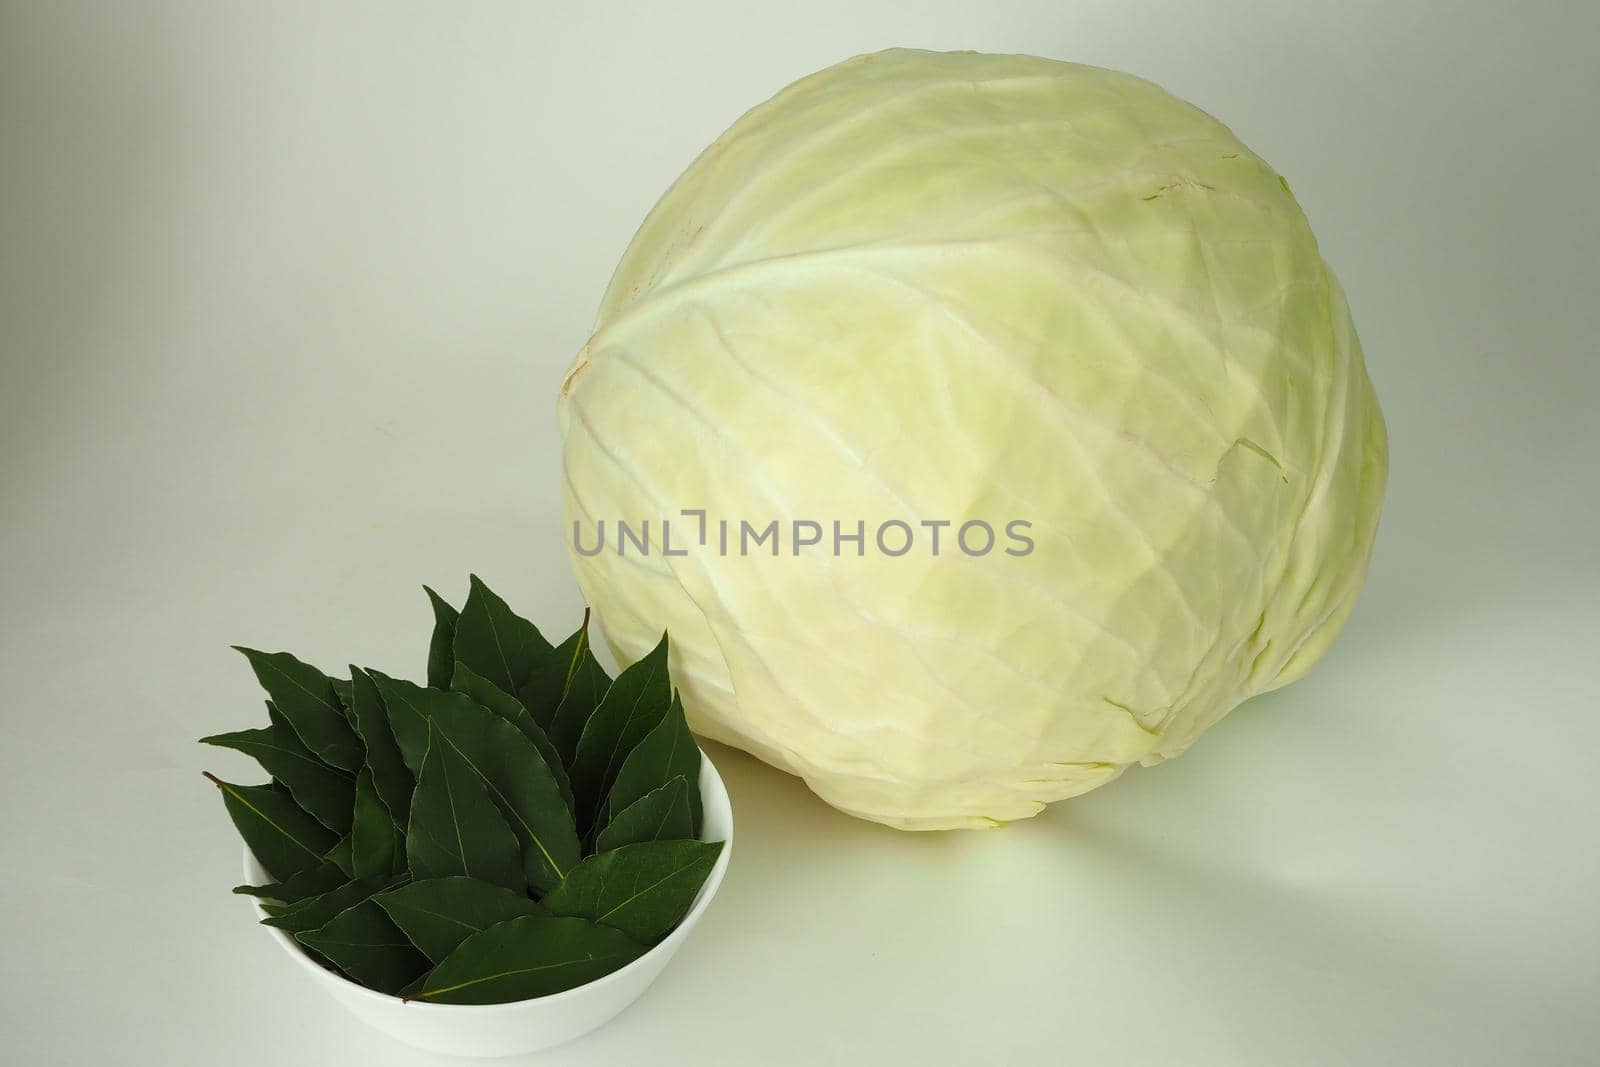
[
  {"xmin": 297, "ymin": 900, "xmax": 430, "ymax": 995},
  {"xmin": 413, "ymin": 915, "xmax": 644, "ymax": 1004},
  {"xmin": 260, "ymin": 875, "xmax": 404, "ymax": 935},
  {"xmin": 548, "ymin": 647, "xmax": 610, "ymax": 768},
  {"xmin": 233, "ymin": 647, "xmax": 364, "ymax": 772},
  {"xmin": 515, "ymin": 621, "xmax": 587, "ymax": 730},
  {"xmin": 374, "ymin": 674, "xmax": 580, "ymax": 892},
  {"xmin": 452, "ymin": 575, "xmax": 551, "ymax": 697},
  {"xmin": 366, "ymin": 671, "xmax": 436, "ymax": 774},
  {"xmin": 351, "ymin": 767, "xmax": 402, "ymax": 879},
  {"xmin": 330, "ymin": 677, "xmax": 355, "ymax": 727},
  {"xmin": 205, "ymin": 773, "xmax": 338, "ymax": 882},
  {"xmin": 451, "ymin": 662, "xmax": 574, "ymax": 818},
  {"xmin": 348, "ymin": 667, "xmax": 413, "ymax": 826},
  {"xmin": 407, "ymin": 724, "xmax": 525, "ymax": 893},
  {"xmin": 424, "ymin": 585, "xmax": 459, "ymax": 691},
  {"xmin": 233, "ymin": 860, "xmax": 347, "ymax": 904},
  {"xmin": 326, "ymin": 833, "xmax": 354, "ymax": 877},
  {"xmin": 201, "ymin": 705, "xmax": 356, "ymax": 833},
  {"xmin": 605, "ymin": 690, "xmax": 701, "ymax": 834},
  {"xmin": 570, "ymin": 633, "xmax": 671, "ymax": 834},
  {"xmin": 374, "ymin": 877, "xmax": 546, "ymax": 964},
  {"xmin": 595, "ymin": 776, "xmax": 694, "ymax": 852},
  {"xmin": 542, "ymin": 839, "xmax": 722, "ymax": 945}
]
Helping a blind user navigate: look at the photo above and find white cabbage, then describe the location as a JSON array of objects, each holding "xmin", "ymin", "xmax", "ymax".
[{"xmin": 558, "ymin": 48, "xmax": 1387, "ymax": 829}]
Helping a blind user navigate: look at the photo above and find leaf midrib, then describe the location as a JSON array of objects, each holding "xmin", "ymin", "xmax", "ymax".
[
  {"xmin": 391, "ymin": 903, "xmax": 487, "ymax": 933},
  {"xmin": 422, "ymin": 954, "xmax": 627, "ymax": 999},
  {"xmin": 389, "ymin": 682, "xmax": 569, "ymax": 881},
  {"xmin": 440, "ymin": 742, "xmax": 471, "ymax": 877},
  {"xmin": 204, "ymin": 734, "xmax": 354, "ymax": 778},
  {"xmin": 439, "ymin": 730, "xmax": 566, "ymax": 878},
  {"xmin": 258, "ymin": 657, "xmax": 343, "ymax": 719},
  {"xmin": 596, "ymin": 659, "xmax": 662, "ymax": 789},
  {"xmin": 560, "ymin": 629, "xmax": 589, "ymax": 693},
  {"xmin": 218, "ymin": 781, "xmax": 325, "ymax": 861},
  {"xmin": 596, "ymin": 856, "xmax": 707, "ymax": 925},
  {"xmin": 482, "ymin": 602, "xmax": 519, "ymax": 694}
]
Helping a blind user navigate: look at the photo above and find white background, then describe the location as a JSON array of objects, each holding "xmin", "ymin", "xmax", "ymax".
[{"xmin": 3, "ymin": 2, "xmax": 1597, "ymax": 1064}]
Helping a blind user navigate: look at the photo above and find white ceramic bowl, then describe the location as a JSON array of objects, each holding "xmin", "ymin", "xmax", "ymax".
[{"xmin": 242, "ymin": 752, "xmax": 733, "ymax": 1058}]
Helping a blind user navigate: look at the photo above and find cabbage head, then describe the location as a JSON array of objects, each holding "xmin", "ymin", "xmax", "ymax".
[{"xmin": 557, "ymin": 48, "xmax": 1387, "ymax": 829}]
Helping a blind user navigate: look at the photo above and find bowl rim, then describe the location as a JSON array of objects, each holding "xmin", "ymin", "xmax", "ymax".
[{"xmin": 242, "ymin": 748, "xmax": 733, "ymax": 1014}]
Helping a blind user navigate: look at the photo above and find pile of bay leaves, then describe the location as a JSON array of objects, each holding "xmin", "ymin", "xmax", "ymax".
[{"xmin": 202, "ymin": 576, "xmax": 722, "ymax": 1003}]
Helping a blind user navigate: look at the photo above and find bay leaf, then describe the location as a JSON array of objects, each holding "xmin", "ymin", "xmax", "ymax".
[
  {"xmin": 296, "ymin": 899, "xmax": 430, "ymax": 995},
  {"xmin": 605, "ymin": 690, "xmax": 701, "ymax": 833},
  {"xmin": 452, "ymin": 575, "xmax": 551, "ymax": 697},
  {"xmin": 351, "ymin": 767, "xmax": 402, "ymax": 879},
  {"xmin": 373, "ymin": 674, "xmax": 580, "ymax": 892},
  {"xmin": 450, "ymin": 661, "xmax": 574, "ymax": 818},
  {"xmin": 374, "ymin": 876, "xmax": 546, "ymax": 964},
  {"xmin": 541, "ymin": 839, "xmax": 722, "ymax": 945},
  {"xmin": 347, "ymin": 667, "xmax": 413, "ymax": 827},
  {"xmin": 547, "ymin": 646, "xmax": 610, "ymax": 768},
  {"xmin": 595, "ymin": 776, "xmax": 693, "ymax": 853},
  {"xmin": 204, "ymin": 773, "xmax": 337, "ymax": 882},
  {"xmin": 423, "ymin": 585, "xmax": 459, "ymax": 690},
  {"xmin": 201, "ymin": 704, "xmax": 355, "ymax": 833},
  {"xmin": 570, "ymin": 633, "xmax": 671, "ymax": 834},
  {"xmin": 515, "ymin": 620, "xmax": 586, "ymax": 730},
  {"xmin": 325, "ymin": 833, "xmax": 354, "ymax": 877},
  {"xmin": 407, "ymin": 724, "xmax": 525, "ymax": 893},
  {"xmin": 233, "ymin": 647, "xmax": 364, "ymax": 772},
  {"xmin": 262, "ymin": 875, "xmax": 404, "ymax": 936},
  {"xmin": 412, "ymin": 915, "xmax": 644, "ymax": 1004},
  {"xmin": 330, "ymin": 676, "xmax": 355, "ymax": 728},
  {"xmin": 233, "ymin": 860, "xmax": 347, "ymax": 905},
  {"xmin": 365, "ymin": 670, "xmax": 443, "ymax": 773}
]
